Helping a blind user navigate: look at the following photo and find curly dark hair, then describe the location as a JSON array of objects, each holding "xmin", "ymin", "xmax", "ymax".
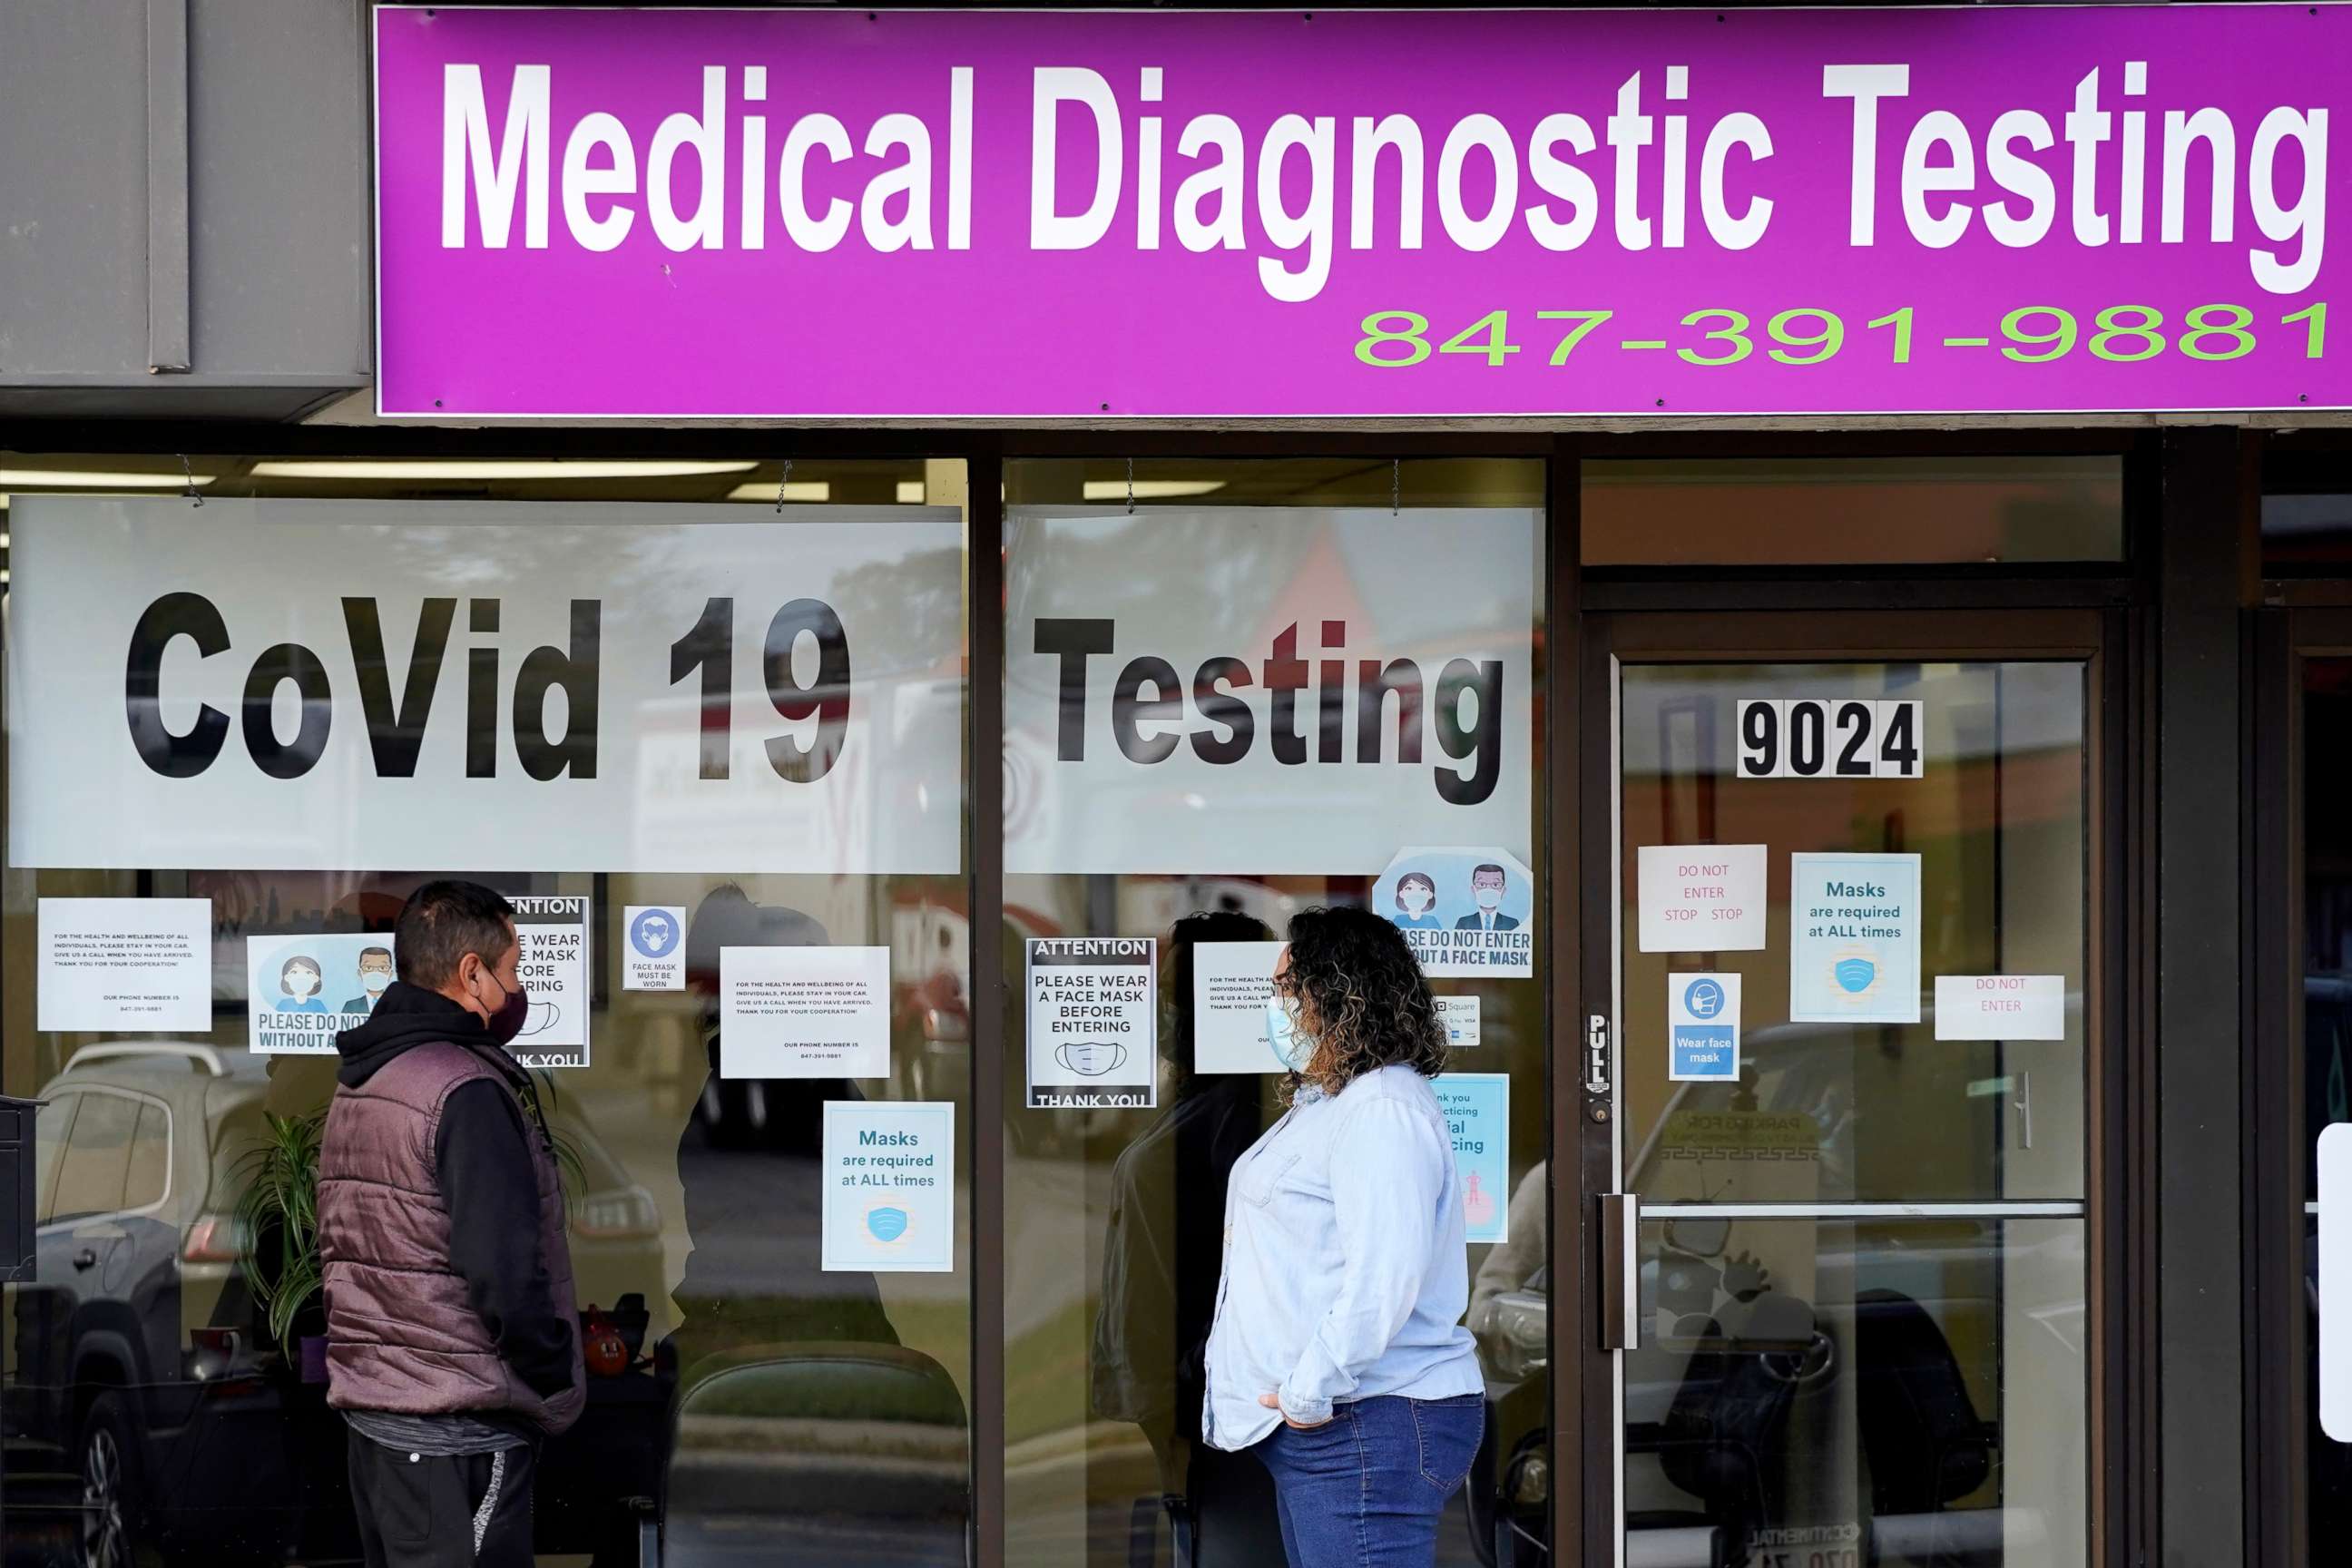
[{"xmin": 1279, "ymin": 906, "xmax": 1448, "ymax": 1098}]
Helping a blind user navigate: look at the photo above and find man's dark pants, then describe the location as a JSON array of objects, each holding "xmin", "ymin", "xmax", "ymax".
[{"xmin": 348, "ymin": 1434, "xmax": 537, "ymax": 1566}]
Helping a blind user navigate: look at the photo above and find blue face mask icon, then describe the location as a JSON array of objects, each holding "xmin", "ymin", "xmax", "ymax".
[
  {"xmin": 866, "ymin": 1207, "xmax": 909, "ymax": 1243},
  {"xmin": 1265, "ymin": 995, "xmax": 1318, "ymax": 1073},
  {"xmin": 1835, "ymin": 958, "xmax": 1877, "ymax": 995}
]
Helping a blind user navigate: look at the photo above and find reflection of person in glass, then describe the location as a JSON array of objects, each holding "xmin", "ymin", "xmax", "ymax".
[
  {"xmin": 277, "ymin": 955, "xmax": 331, "ymax": 1014},
  {"xmin": 1093, "ymin": 911, "xmax": 1287, "ymax": 1566},
  {"xmin": 340, "ymin": 946, "xmax": 396, "ymax": 1014},
  {"xmin": 658, "ymin": 886, "xmax": 967, "ymax": 1558},
  {"xmin": 1454, "ymin": 864, "xmax": 1518, "ymax": 931},
  {"xmin": 1389, "ymin": 871, "xmax": 1442, "ymax": 930},
  {"xmin": 668, "ymin": 885, "xmax": 899, "ymax": 1357},
  {"xmin": 1204, "ymin": 906, "xmax": 1484, "ymax": 1568}
]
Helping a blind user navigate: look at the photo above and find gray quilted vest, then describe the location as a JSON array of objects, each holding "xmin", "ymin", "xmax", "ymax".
[{"xmin": 317, "ymin": 1041, "xmax": 585, "ymax": 1434}]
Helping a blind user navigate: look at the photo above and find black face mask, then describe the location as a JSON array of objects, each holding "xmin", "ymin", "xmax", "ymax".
[{"xmin": 473, "ymin": 966, "xmax": 530, "ymax": 1047}]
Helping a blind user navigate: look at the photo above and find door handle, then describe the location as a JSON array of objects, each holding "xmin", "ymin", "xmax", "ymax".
[
  {"xmin": 72, "ymin": 1249, "xmax": 98, "ymax": 1271},
  {"xmin": 1598, "ymin": 1193, "xmax": 1639, "ymax": 1351}
]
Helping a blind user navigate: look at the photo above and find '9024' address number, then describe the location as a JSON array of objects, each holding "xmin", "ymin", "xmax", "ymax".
[{"xmin": 1738, "ymin": 699, "xmax": 1924, "ymax": 780}]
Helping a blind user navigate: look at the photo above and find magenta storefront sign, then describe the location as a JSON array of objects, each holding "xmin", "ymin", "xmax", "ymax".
[{"xmin": 374, "ymin": 5, "xmax": 2347, "ymax": 419}]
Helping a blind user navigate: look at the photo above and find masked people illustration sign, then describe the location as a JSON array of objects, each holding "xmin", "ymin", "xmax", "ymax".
[
  {"xmin": 1372, "ymin": 848, "xmax": 1534, "ymax": 978},
  {"xmin": 248, "ymin": 932, "xmax": 399, "ymax": 1054}
]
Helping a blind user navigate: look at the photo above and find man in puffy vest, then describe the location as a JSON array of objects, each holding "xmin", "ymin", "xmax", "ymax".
[{"xmin": 318, "ymin": 879, "xmax": 585, "ymax": 1566}]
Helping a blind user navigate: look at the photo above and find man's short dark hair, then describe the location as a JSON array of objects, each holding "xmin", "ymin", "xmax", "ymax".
[
  {"xmin": 358, "ymin": 946, "xmax": 394, "ymax": 965},
  {"xmin": 1472, "ymin": 863, "xmax": 1506, "ymax": 883},
  {"xmin": 395, "ymin": 882, "xmax": 516, "ymax": 990}
]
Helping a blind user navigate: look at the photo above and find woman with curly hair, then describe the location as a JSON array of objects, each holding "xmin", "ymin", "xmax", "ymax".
[{"xmin": 1199, "ymin": 905, "xmax": 1484, "ymax": 1568}]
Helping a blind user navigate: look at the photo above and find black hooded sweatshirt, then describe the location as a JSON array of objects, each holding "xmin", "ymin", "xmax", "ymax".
[{"xmin": 332, "ymin": 982, "xmax": 575, "ymax": 1403}]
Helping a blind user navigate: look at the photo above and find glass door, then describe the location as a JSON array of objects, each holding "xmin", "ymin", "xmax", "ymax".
[
  {"xmin": 1582, "ymin": 611, "xmax": 2104, "ymax": 1568},
  {"xmin": 2250, "ymin": 607, "xmax": 2352, "ymax": 1566}
]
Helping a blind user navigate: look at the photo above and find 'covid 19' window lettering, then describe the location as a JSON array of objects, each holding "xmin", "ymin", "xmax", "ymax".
[{"xmin": 122, "ymin": 592, "xmax": 851, "ymax": 784}]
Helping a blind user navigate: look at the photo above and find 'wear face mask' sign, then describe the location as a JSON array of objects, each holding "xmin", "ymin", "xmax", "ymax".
[
  {"xmin": 1004, "ymin": 507, "xmax": 1536, "ymax": 877},
  {"xmin": 5, "ymin": 498, "xmax": 963, "ymax": 875}
]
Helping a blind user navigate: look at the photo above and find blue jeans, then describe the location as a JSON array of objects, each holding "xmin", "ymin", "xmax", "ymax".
[{"xmin": 1250, "ymin": 1394, "xmax": 1485, "ymax": 1568}]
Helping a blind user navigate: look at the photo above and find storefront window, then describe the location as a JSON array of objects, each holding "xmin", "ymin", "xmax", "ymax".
[
  {"xmin": 997, "ymin": 457, "xmax": 1549, "ymax": 1568},
  {"xmin": 1583, "ymin": 457, "xmax": 2125, "ymax": 567},
  {"xmin": 0, "ymin": 455, "xmax": 972, "ymax": 1563},
  {"xmin": 2264, "ymin": 485, "xmax": 2352, "ymax": 573}
]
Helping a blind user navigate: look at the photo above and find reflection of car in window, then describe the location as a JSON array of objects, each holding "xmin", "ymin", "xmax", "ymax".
[{"xmin": 4, "ymin": 1042, "xmax": 665, "ymax": 1566}]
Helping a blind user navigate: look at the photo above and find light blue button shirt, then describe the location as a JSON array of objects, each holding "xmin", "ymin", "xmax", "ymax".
[{"xmin": 1202, "ymin": 1063, "xmax": 1483, "ymax": 1451}]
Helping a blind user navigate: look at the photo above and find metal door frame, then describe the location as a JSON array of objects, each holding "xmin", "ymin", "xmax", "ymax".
[{"xmin": 2248, "ymin": 603, "xmax": 2352, "ymax": 1568}]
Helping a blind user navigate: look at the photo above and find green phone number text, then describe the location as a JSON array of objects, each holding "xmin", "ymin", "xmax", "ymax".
[{"xmin": 1353, "ymin": 303, "xmax": 2330, "ymax": 368}]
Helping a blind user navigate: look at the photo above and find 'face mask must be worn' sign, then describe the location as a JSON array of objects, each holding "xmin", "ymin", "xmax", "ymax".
[{"xmin": 5, "ymin": 498, "xmax": 963, "ymax": 875}]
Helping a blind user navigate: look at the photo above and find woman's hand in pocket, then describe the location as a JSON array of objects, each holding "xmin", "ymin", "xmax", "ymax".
[{"xmin": 1259, "ymin": 1391, "xmax": 1331, "ymax": 1430}]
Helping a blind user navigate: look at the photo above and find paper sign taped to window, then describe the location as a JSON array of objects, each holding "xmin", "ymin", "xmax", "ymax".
[
  {"xmin": 822, "ymin": 1101, "xmax": 955, "ymax": 1273},
  {"xmin": 1638, "ymin": 845, "xmax": 1767, "ymax": 954},
  {"xmin": 1027, "ymin": 937, "xmax": 1158, "ymax": 1108},
  {"xmin": 39, "ymin": 898, "xmax": 212, "ymax": 1033},
  {"xmin": 1192, "ymin": 941, "xmax": 1285, "ymax": 1074},
  {"xmin": 1373, "ymin": 848, "xmax": 1534, "ymax": 978},
  {"xmin": 722, "ymin": 945, "xmax": 892, "ymax": 1080},
  {"xmin": 1934, "ymin": 975, "xmax": 2065, "ymax": 1040},
  {"xmin": 248, "ymin": 932, "xmax": 398, "ymax": 1054}
]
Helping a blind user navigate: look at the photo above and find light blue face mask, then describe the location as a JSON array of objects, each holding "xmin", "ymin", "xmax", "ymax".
[{"xmin": 1265, "ymin": 995, "xmax": 1318, "ymax": 1073}]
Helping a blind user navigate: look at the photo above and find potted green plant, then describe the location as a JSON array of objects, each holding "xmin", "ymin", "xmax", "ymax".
[{"xmin": 232, "ymin": 1108, "xmax": 330, "ymax": 1383}]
